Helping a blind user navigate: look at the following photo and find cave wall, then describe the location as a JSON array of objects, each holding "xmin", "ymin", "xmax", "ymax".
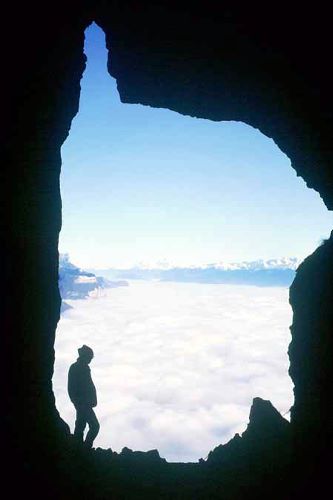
[
  {"xmin": 1, "ymin": 1, "xmax": 333, "ymax": 495},
  {"xmin": 1, "ymin": 4, "xmax": 91, "ymax": 456},
  {"xmin": 289, "ymin": 234, "xmax": 333, "ymax": 434}
]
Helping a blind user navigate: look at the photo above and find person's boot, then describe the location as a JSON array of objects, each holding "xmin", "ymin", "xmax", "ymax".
[
  {"xmin": 73, "ymin": 432, "xmax": 85, "ymax": 450},
  {"xmin": 84, "ymin": 437, "xmax": 94, "ymax": 450}
]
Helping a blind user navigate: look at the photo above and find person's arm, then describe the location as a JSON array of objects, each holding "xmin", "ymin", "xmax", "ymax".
[
  {"xmin": 68, "ymin": 364, "xmax": 83, "ymax": 406},
  {"xmin": 67, "ymin": 365, "xmax": 77, "ymax": 404},
  {"xmin": 87, "ymin": 369, "xmax": 97, "ymax": 407}
]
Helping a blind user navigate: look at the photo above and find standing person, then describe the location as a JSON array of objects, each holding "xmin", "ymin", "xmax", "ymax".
[{"xmin": 67, "ymin": 345, "xmax": 100, "ymax": 448}]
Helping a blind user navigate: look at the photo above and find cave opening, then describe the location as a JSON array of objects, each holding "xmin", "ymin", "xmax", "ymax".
[{"xmin": 52, "ymin": 23, "xmax": 333, "ymax": 463}]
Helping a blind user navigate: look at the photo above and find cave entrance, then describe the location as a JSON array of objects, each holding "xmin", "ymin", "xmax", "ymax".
[{"xmin": 53, "ymin": 23, "xmax": 332, "ymax": 462}]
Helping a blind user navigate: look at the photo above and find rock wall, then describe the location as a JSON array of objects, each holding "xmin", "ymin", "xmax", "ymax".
[
  {"xmin": 1, "ymin": 2, "xmax": 332, "ymax": 497},
  {"xmin": 289, "ymin": 232, "xmax": 333, "ymax": 471},
  {"xmin": 1, "ymin": 1, "xmax": 90, "ymax": 463}
]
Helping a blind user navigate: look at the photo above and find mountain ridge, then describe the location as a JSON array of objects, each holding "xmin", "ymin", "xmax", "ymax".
[
  {"xmin": 58, "ymin": 254, "xmax": 128, "ymax": 311},
  {"xmin": 89, "ymin": 258, "xmax": 299, "ymax": 287}
]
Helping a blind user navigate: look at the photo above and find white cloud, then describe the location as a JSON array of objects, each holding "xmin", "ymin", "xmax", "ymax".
[{"xmin": 53, "ymin": 280, "xmax": 294, "ymax": 462}]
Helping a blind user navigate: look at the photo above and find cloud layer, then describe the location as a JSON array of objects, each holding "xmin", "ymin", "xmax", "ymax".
[{"xmin": 53, "ymin": 280, "xmax": 294, "ymax": 462}]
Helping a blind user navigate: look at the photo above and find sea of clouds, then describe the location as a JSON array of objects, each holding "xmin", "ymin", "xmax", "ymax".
[{"xmin": 53, "ymin": 280, "xmax": 294, "ymax": 462}]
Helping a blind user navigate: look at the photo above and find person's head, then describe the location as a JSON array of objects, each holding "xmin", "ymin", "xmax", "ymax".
[{"xmin": 78, "ymin": 344, "xmax": 94, "ymax": 364}]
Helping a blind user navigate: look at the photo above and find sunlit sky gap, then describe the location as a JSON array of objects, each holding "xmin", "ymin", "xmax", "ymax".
[
  {"xmin": 59, "ymin": 23, "xmax": 332, "ymax": 269},
  {"xmin": 55, "ymin": 23, "xmax": 332, "ymax": 462}
]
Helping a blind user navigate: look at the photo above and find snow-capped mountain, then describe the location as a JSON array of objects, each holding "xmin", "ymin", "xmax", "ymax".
[
  {"xmin": 59, "ymin": 254, "xmax": 128, "ymax": 310},
  {"xmin": 210, "ymin": 257, "xmax": 300, "ymax": 271},
  {"xmin": 91, "ymin": 257, "xmax": 300, "ymax": 287}
]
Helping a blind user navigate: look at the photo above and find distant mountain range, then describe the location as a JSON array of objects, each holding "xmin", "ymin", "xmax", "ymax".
[
  {"xmin": 90, "ymin": 258, "xmax": 300, "ymax": 288},
  {"xmin": 59, "ymin": 254, "xmax": 128, "ymax": 312}
]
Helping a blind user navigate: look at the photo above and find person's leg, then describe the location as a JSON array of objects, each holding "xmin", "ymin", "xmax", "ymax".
[
  {"xmin": 84, "ymin": 408, "xmax": 100, "ymax": 448},
  {"xmin": 74, "ymin": 406, "xmax": 87, "ymax": 443}
]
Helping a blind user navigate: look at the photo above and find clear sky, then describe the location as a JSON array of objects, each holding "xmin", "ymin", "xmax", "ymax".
[{"xmin": 59, "ymin": 23, "xmax": 332, "ymax": 269}]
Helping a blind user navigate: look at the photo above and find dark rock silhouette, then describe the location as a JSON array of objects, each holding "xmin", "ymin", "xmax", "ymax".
[
  {"xmin": 205, "ymin": 398, "xmax": 292, "ymax": 498},
  {"xmin": 2, "ymin": 2, "xmax": 333, "ymax": 498},
  {"xmin": 208, "ymin": 397, "xmax": 290, "ymax": 465}
]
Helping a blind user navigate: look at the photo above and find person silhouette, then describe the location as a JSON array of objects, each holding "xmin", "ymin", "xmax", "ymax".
[{"xmin": 67, "ymin": 345, "xmax": 100, "ymax": 448}]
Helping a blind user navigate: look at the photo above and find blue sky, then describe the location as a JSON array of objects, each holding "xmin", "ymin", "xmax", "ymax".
[{"xmin": 59, "ymin": 23, "xmax": 332, "ymax": 269}]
